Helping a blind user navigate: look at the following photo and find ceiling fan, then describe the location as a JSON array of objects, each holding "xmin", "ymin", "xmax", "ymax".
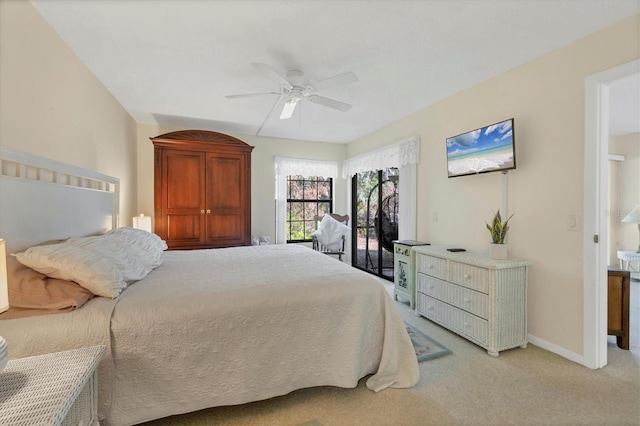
[{"xmin": 226, "ymin": 63, "xmax": 358, "ymax": 125}]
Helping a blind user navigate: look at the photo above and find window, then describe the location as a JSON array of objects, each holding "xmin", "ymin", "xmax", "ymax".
[
  {"xmin": 274, "ymin": 156, "xmax": 338, "ymax": 245},
  {"xmin": 343, "ymin": 136, "xmax": 419, "ymax": 279},
  {"xmin": 286, "ymin": 175, "xmax": 333, "ymax": 242}
]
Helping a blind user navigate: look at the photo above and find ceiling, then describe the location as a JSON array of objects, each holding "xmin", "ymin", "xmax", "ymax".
[{"xmin": 31, "ymin": 0, "xmax": 639, "ymax": 143}]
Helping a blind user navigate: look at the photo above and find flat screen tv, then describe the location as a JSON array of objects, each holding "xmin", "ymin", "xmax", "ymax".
[{"xmin": 446, "ymin": 118, "xmax": 516, "ymax": 178}]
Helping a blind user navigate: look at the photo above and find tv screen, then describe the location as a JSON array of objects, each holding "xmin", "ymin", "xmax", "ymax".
[{"xmin": 446, "ymin": 118, "xmax": 516, "ymax": 178}]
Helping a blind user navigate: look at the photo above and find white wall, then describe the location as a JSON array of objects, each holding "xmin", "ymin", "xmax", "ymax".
[
  {"xmin": 347, "ymin": 14, "xmax": 640, "ymax": 356},
  {"xmin": 0, "ymin": 0, "xmax": 137, "ymax": 223}
]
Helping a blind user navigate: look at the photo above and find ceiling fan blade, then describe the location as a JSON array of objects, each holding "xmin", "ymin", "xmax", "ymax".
[
  {"xmin": 226, "ymin": 92, "xmax": 279, "ymax": 99},
  {"xmin": 280, "ymin": 98, "xmax": 299, "ymax": 120},
  {"xmin": 256, "ymin": 94, "xmax": 283, "ymax": 137},
  {"xmin": 308, "ymin": 95, "xmax": 352, "ymax": 112},
  {"xmin": 310, "ymin": 72, "xmax": 358, "ymax": 91},
  {"xmin": 251, "ymin": 62, "xmax": 291, "ymax": 87}
]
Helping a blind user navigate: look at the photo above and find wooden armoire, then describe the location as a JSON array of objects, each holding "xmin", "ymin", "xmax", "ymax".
[{"xmin": 151, "ymin": 130, "xmax": 254, "ymax": 250}]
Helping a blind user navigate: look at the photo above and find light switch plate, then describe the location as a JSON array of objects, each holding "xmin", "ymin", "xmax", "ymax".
[{"xmin": 567, "ymin": 214, "xmax": 582, "ymax": 231}]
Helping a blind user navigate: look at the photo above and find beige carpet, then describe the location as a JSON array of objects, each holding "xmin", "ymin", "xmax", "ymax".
[{"xmin": 142, "ymin": 279, "xmax": 640, "ymax": 426}]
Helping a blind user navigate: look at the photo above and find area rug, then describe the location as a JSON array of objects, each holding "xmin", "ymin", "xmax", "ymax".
[{"xmin": 405, "ymin": 323, "xmax": 452, "ymax": 361}]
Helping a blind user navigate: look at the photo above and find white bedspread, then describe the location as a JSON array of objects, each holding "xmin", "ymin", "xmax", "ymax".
[{"xmin": 1, "ymin": 244, "xmax": 419, "ymax": 426}]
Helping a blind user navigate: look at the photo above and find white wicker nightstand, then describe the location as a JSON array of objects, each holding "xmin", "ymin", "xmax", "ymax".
[
  {"xmin": 0, "ymin": 345, "xmax": 105, "ymax": 426},
  {"xmin": 393, "ymin": 240, "xmax": 430, "ymax": 309}
]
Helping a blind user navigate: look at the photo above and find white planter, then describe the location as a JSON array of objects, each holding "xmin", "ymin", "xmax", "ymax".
[{"xmin": 490, "ymin": 243, "xmax": 508, "ymax": 260}]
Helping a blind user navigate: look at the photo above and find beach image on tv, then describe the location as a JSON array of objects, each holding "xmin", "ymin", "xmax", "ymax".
[{"xmin": 446, "ymin": 119, "xmax": 515, "ymax": 177}]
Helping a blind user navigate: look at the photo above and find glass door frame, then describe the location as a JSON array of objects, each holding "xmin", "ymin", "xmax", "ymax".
[{"xmin": 350, "ymin": 169, "xmax": 398, "ymax": 281}]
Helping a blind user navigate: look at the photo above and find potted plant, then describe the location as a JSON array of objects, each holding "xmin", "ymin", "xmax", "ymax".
[{"xmin": 486, "ymin": 210, "xmax": 513, "ymax": 259}]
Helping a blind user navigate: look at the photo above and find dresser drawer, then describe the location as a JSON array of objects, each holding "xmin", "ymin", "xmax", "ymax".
[
  {"xmin": 449, "ymin": 262, "xmax": 489, "ymax": 293},
  {"xmin": 417, "ymin": 294, "xmax": 488, "ymax": 346},
  {"xmin": 416, "ymin": 254, "xmax": 447, "ymax": 279},
  {"xmin": 417, "ymin": 274, "xmax": 488, "ymax": 319}
]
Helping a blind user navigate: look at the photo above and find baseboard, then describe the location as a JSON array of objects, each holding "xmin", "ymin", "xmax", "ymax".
[{"xmin": 527, "ymin": 334, "xmax": 586, "ymax": 366}]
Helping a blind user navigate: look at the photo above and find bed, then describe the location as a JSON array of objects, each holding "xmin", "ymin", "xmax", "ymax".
[{"xmin": 0, "ymin": 146, "xmax": 419, "ymax": 426}]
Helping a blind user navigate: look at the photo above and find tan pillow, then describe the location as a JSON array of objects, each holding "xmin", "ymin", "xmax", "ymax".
[{"xmin": 0, "ymin": 256, "xmax": 94, "ymax": 319}]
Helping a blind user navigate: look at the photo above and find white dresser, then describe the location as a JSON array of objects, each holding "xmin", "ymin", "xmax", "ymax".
[{"xmin": 413, "ymin": 246, "xmax": 531, "ymax": 356}]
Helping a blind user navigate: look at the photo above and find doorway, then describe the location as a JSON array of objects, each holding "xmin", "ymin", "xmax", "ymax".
[
  {"xmin": 351, "ymin": 168, "xmax": 399, "ymax": 281},
  {"xmin": 584, "ymin": 59, "xmax": 640, "ymax": 369}
]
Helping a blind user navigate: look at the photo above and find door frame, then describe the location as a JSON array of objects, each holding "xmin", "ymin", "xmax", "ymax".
[
  {"xmin": 350, "ymin": 169, "xmax": 399, "ymax": 280},
  {"xmin": 583, "ymin": 59, "xmax": 639, "ymax": 369}
]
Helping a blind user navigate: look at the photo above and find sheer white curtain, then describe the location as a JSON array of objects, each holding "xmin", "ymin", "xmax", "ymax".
[
  {"xmin": 342, "ymin": 136, "xmax": 420, "ymax": 240},
  {"xmin": 341, "ymin": 136, "xmax": 419, "ymax": 179},
  {"xmin": 274, "ymin": 157, "xmax": 338, "ymax": 244}
]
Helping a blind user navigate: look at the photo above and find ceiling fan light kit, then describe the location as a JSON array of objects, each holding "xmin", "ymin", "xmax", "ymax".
[
  {"xmin": 227, "ymin": 63, "xmax": 358, "ymax": 128},
  {"xmin": 280, "ymin": 99, "xmax": 299, "ymax": 120}
]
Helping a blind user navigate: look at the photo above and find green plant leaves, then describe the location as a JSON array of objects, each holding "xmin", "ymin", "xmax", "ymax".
[{"xmin": 486, "ymin": 210, "xmax": 513, "ymax": 244}]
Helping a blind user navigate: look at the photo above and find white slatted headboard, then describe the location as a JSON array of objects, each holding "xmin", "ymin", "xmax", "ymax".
[{"xmin": 0, "ymin": 146, "xmax": 119, "ymax": 253}]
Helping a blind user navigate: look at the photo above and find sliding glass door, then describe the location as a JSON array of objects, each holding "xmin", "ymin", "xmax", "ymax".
[{"xmin": 351, "ymin": 168, "xmax": 399, "ymax": 280}]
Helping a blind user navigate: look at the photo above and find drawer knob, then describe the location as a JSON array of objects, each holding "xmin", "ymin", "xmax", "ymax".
[
  {"xmin": 464, "ymin": 298, "xmax": 470, "ymax": 303},
  {"xmin": 464, "ymin": 274, "xmax": 471, "ymax": 279},
  {"xmin": 463, "ymin": 322, "xmax": 470, "ymax": 328},
  {"xmin": 427, "ymin": 285, "xmax": 433, "ymax": 289},
  {"xmin": 428, "ymin": 264, "xmax": 434, "ymax": 269},
  {"xmin": 427, "ymin": 305, "xmax": 434, "ymax": 310}
]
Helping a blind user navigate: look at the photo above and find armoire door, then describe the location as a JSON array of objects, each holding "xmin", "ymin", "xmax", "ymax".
[
  {"xmin": 205, "ymin": 152, "xmax": 249, "ymax": 247},
  {"xmin": 160, "ymin": 149, "xmax": 206, "ymax": 248},
  {"xmin": 152, "ymin": 129, "xmax": 254, "ymax": 250}
]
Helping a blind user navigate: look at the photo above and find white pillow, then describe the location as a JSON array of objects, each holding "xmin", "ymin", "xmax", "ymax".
[
  {"xmin": 66, "ymin": 235, "xmax": 151, "ymax": 282},
  {"xmin": 105, "ymin": 227, "xmax": 167, "ymax": 269},
  {"xmin": 313, "ymin": 214, "xmax": 350, "ymax": 251},
  {"xmin": 16, "ymin": 240, "xmax": 126, "ymax": 298},
  {"xmin": 15, "ymin": 233, "xmax": 161, "ymax": 298}
]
